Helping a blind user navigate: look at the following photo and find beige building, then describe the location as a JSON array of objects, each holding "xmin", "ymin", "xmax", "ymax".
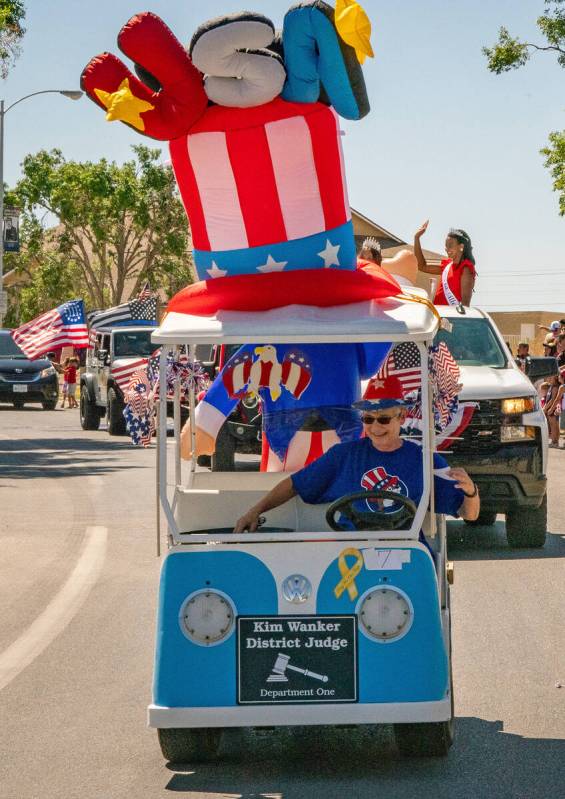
[{"xmin": 489, "ymin": 311, "xmax": 565, "ymax": 356}]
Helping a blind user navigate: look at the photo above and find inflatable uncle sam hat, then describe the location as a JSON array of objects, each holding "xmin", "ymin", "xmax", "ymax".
[{"xmin": 81, "ymin": 1, "xmax": 402, "ymax": 313}]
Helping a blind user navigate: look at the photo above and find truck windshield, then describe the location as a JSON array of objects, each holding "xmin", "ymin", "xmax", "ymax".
[
  {"xmin": 436, "ymin": 318, "xmax": 507, "ymax": 367},
  {"xmin": 0, "ymin": 331, "xmax": 26, "ymax": 358},
  {"xmin": 113, "ymin": 331, "xmax": 155, "ymax": 357}
]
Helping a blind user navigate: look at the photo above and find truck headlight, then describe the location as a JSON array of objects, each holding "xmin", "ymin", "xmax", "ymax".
[
  {"xmin": 179, "ymin": 589, "xmax": 235, "ymax": 646},
  {"xmin": 501, "ymin": 397, "xmax": 537, "ymax": 415},
  {"xmin": 40, "ymin": 366, "xmax": 56, "ymax": 378},
  {"xmin": 500, "ymin": 425, "xmax": 536, "ymax": 442},
  {"xmin": 357, "ymin": 587, "xmax": 414, "ymax": 643}
]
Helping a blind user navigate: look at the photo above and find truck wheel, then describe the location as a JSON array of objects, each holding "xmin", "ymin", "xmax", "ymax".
[
  {"xmin": 211, "ymin": 425, "xmax": 236, "ymax": 471},
  {"xmin": 80, "ymin": 389, "xmax": 100, "ymax": 430},
  {"xmin": 464, "ymin": 510, "xmax": 497, "ymax": 527},
  {"xmin": 157, "ymin": 728, "xmax": 222, "ymax": 764},
  {"xmin": 42, "ymin": 399, "xmax": 58, "ymax": 411},
  {"xmin": 505, "ymin": 495, "xmax": 547, "ymax": 548},
  {"xmin": 107, "ymin": 388, "xmax": 126, "ymax": 436}
]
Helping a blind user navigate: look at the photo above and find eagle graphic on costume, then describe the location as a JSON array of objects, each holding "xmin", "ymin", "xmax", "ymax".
[{"xmin": 222, "ymin": 347, "xmax": 312, "ymax": 402}]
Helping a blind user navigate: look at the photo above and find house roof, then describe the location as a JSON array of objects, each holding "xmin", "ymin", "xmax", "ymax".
[{"xmin": 350, "ymin": 208, "xmax": 443, "ymax": 264}]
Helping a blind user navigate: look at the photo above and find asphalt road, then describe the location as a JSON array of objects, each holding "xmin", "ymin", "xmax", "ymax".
[{"xmin": 0, "ymin": 406, "xmax": 564, "ymax": 799}]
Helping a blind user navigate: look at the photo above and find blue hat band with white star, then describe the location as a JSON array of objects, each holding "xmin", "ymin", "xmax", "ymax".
[{"xmin": 194, "ymin": 220, "xmax": 356, "ymax": 280}]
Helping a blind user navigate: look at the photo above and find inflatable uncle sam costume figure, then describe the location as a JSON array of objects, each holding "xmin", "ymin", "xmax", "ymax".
[{"xmin": 81, "ymin": 1, "xmax": 405, "ymax": 468}]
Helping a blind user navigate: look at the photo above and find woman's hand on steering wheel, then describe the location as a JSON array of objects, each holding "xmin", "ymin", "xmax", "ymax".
[{"xmin": 325, "ymin": 490, "xmax": 417, "ymax": 532}]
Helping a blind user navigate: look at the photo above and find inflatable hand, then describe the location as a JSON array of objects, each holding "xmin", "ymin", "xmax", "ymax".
[{"xmin": 81, "ymin": 13, "xmax": 207, "ymax": 141}]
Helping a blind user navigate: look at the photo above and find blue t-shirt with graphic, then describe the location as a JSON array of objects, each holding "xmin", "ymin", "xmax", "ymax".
[{"xmin": 291, "ymin": 438, "xmax": 464, "ymax": 518}]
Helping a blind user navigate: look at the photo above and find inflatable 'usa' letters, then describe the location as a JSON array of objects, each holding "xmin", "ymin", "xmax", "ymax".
[{"xmin": 81, "ymin": 1, "xmax": 403, "ymax": 313}]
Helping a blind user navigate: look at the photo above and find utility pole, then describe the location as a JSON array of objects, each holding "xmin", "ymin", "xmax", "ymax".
[{"xmin": 0, "ymin": 90, "xmax": 83, "ymax": 327}]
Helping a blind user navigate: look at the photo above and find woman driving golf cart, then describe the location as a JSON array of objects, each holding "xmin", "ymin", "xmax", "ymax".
[{"xmin": 235, "ymin": 376, "xmax": 480, "ymax": 534}]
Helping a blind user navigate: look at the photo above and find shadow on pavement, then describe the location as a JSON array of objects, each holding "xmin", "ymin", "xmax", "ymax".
[
  {"xmin": 0, "ymin": 436, "xmax": 146, "ymax": 480},
  {"xmin": 163, "ymin": 717, "xmax": 564, "ymax": 798},
  {"xmin": 447, "ymin": 520, "xmax": 565, "ymax": 561}
]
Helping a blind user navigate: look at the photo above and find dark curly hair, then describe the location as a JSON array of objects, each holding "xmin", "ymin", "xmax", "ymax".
[{"xmin": 448, "ymin": 228, "xmax": 475, "ymax": 264}]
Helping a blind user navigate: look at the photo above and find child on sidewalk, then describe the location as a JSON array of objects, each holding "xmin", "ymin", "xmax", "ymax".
[
  {"xmin": 60, "ymin": 358, "xmax": 71, "ymax": 408},
  {"xmin": 62, "ymin": 357, "xmax": 79, "ymax": 409}
]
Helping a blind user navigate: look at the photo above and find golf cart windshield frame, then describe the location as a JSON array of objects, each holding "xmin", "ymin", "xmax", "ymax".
[{"xmin": 152, "ymin": 300, "xmax": 439, "ymax": 546}]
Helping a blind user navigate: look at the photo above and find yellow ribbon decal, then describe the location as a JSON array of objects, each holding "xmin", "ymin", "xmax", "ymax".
[{"xmin": 334, "ymin": 547, "xmax": 364, "ymax": 600}]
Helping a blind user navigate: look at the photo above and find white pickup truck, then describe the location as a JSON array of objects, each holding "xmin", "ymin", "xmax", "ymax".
[{"xmin": 437, "ymin": 306, "xmax": 549, "ymax": 547}]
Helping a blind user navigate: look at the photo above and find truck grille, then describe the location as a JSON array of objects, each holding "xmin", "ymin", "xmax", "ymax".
[{"xmin": 448, "ymin": 399, "xmax": 502, "ymax": 458}]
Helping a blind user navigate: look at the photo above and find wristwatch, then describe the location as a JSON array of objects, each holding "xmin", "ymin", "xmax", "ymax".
[{"xmin": 463, "ymin": 482, "xmax": 478, "ymax": 498}]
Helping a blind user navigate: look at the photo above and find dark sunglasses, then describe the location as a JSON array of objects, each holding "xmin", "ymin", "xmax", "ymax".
[{"xmin": 361, "ymin": 412, "xmax": 401, "ymax": 426}]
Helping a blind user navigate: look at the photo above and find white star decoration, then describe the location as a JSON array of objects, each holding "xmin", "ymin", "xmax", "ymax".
[
  {"xmin": 256, "ymin": 255, "xmax": 288, "ymax": 274},
  {"xmin": 206, "ymin": 261, "xmax": 228, "ymax": 279},
  {"xmin": 317, "ymin": 239, "xmax": 341, "ymax": 268}
]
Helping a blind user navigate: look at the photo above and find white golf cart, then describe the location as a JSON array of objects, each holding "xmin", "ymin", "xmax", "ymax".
[{"xmin": 148, "ymin": 295, "xmax": 454, "ymax": 761}]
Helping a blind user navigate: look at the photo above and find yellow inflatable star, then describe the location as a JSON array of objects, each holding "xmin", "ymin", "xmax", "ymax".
[
  {"xmin": 94, "ymin": 78, "xmax": 155, "ymax": 132},
  {"xmin": 335, "ymin": 0, "xmax": 374, "ymax": 64}
]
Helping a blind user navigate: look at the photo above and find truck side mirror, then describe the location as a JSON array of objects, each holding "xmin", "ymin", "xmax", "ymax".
[
  {"xmin": 98, "ymin": 349, "xmax": 108, "ymax": 364},
  {"xmin": 526, "ymin": 356, "xmax": 558, "ymax": 381}
]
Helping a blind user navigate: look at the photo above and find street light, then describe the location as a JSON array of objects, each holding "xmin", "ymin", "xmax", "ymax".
[{"xmin": 0, "ymin": 89, "xmax": 83, "ymax": 327}]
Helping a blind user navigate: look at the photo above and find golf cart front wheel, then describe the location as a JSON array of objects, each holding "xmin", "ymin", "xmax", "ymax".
[
  {"xmin": 157, "ymin": 728, "xmax": 222, "ymax": 764},
  {"xmin": 394, "ymin": 718, "xmax": 454, "ymax": 757}
]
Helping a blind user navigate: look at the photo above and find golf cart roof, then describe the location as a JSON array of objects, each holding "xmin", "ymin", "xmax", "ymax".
[{"xmin": 152, "ymin": 296, "xmax": 439, "ymax": 346}]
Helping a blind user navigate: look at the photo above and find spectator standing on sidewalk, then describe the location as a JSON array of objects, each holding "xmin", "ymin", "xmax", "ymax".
[
  {"xmin": 64, "ymin": 357, "xmax": 79, "ymax": 409},
  {"xmin": 538, "ymin": 320, "xmax": 564, "ymax": 337},
  {"xmin": 556, "ymin": 334, "xmax": 565, "ymax": 370},
  {"xmin": 541, "ymin": 370, "xmax": 565, "ymax": 448},
  {"xmin": 414, "ymin": 221, "xmax": 476, "ymax": 306},
  {"xmin": 543, "ymin": 335, "xmax": 557, "ymax": 358},
  {"xmin": 515, "ymin": 342, "xmax": 532, "ymax": 373}
]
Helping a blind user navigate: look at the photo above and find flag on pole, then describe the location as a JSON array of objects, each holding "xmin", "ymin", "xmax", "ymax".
[
  {"xmin": 137, "ymin": 281, "xmax": 152, "ymax": 301},
  {"xmin": 11, "ymin": 300, "xmax": 89, "ymax": 359},
  {"xmin": 374, "ymin": 342, "xmax": 421, "ymax": 394},
  {"xmin": 111, "ymin": 358, "xmax": 149, "ymax": 391},
  {"xmin": 88, "ymin": 296, "xmax": 157, "ymax": 331}
]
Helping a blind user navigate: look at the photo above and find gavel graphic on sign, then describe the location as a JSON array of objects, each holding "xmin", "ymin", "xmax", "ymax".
[{"xmin": 266, "ymin": 653, "xmax": 328, "ymax": 683}]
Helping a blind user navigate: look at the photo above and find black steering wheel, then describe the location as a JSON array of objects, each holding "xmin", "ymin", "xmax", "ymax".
[{"xmin": 325, "ymin": 490, "xmax": 418, "ymax": 532}]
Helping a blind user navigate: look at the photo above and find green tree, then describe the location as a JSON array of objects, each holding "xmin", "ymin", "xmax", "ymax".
[
  {"xmin": 0, "ymin": 0, "xmax": 25, "ymax": 78},
  {"xmin": 13, "ymin": 145, "xmax": 193, "ymax": 315},
  {"xmin": 483, "ymin": 1, "xmax": 565, "ymax": 214}
]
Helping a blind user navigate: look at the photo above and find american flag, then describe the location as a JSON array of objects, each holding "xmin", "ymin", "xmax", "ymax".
[
  {"xmin": 88, "ymin": 296, "xmax": 157, "ymax": 331},
  {"xmin": 375, "ymin": 342, "xmax": 422, "ymax": 394},
  {"xmin": 137, "ymin": 282, "xmax": 152, "ymax": 301},
  {"xmin": 111, "ymin": 358, "xmax": 149, "ymax": 392},
  {"xmin": 11, "ymin": 300, "xmax": 89, "ymax": 359}
]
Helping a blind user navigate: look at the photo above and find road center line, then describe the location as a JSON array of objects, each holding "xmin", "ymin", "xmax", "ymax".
[{"xmin": 0, "ymin": 525, "xmax": 108, "ymax": 692}]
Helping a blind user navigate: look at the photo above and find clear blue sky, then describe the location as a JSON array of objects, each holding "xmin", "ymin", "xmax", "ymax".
[{"xmin": 2, "ymin": 0, "xmax": 563, "ymax": 311}]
